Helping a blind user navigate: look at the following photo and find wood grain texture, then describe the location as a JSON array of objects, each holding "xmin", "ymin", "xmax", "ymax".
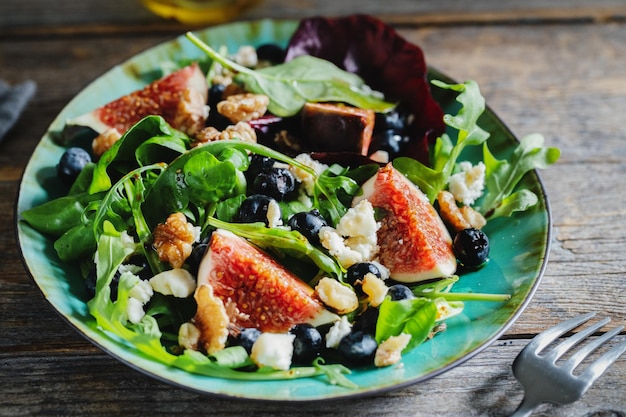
[{"xmin": 1, "ymin": 1, "xmax": 626, "ymax": 415}]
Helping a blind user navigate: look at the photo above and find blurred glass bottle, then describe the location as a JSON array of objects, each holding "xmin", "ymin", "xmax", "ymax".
[{"xmin": 140, "ymin": 0, "xmax": 261, "ymax": 25}]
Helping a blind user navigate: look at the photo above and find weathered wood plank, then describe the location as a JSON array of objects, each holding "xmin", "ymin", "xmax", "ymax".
[
  {"xmin": 2, "ymin": 0, "xmax": 626, "ymax": 36},
  {"xmin": 0, "ymin": 337, "xmax": 624, "ymax": 416}
]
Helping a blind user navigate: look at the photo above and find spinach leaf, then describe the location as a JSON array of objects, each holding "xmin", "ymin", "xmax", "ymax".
[
  {"xmin": 478, "ymin": 133, "xmax": 560, "ymax": 218},
  {"xmin": 183, "ymin": 152, "xmax": 245, "ymax": 205},
  {"xmin": 375, "ymin": 297, "xmax": 437, "ymax": 351},
  {"xmin": 90, "ymin": 116, "xmax": 189, "ymax": 194},
  {"xmin": 185, "ymin": 32, "xmax": 395, "ymax": 117},
  {"xmin": 143, "ymin": 141, "xmax": 316, "ymax": 226}
]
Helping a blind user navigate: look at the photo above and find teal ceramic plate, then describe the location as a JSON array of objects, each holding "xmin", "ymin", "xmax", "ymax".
[{"xmin": 16, "ymin": 19, "xmax": 551, "ymax": 401}]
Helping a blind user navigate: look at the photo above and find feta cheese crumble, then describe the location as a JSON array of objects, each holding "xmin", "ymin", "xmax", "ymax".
[
  {"xmin": 149, "ymin": 268, "xmax": 197, "ymax": 298},
  {"xmin": 315, "ymin": 277, "xmax": 359, "ymax": 314},
  {"xmin": 325, "ymin": 316, "xmax": 352, "ymax": 349},
  {"xmin": 250, "ymin": 333, "xmax": 295, "ymax": 371},
  {"xmin": 318, "ymin": 199, "xmax": 380, "ymax": 268},
  {"xmin": 448, "ymin": 161, "xmax": 486, "ymax": 205}
]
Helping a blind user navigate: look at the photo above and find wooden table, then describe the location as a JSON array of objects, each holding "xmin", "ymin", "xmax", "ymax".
[{"xmin": 2, "ymin": 1, "xmax": 625, "ymax": 415}]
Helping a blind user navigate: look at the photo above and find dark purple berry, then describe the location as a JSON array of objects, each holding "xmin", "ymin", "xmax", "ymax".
[
  {"xmin": 290, "ymin": 323, "xmax": 323, "ymax": 365},
  {"xmin": 287, "ymin": 209, "xmax": 327, "ymax": 244},
  {"xmin": 337, "ymin": 331, "xmax": 378, "ymax": 366},
  {"xmin": 57, "ymin": 147, "xmax": 91, "ymax": 184},
  {"xmin": 453, "ymin": 228, "xmax": 490, "ymax": 268},
  {"xmin": 387, "ymin": 284, "xmax": 415, "ymax": 301}
]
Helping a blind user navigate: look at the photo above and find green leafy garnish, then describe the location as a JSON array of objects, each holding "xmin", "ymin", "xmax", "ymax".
[
  {"xmin": 479, "ymin": 133, "xmax": 560, "ymax": 217},
  {"xmin": 393, "ymin": 79, "xmax": 559, "ymax": 219},
  {"xmin": 185, "ymin": 32, "xmax": 395, "ymax": 117}
]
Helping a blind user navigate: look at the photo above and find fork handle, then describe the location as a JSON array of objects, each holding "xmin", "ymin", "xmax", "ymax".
[{"xmin": 510, "ymin": 396, "xmax": 541, "ymax": 417}]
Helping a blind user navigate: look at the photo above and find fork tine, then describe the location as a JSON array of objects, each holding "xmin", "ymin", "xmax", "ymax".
[
  {"xmin": 563, "ymin": 325, "xmax": 625, "ymax": 373},
  {"xmin": 544, "ymin": 317, "xmax": 611, "ymax": 363},
  {"xmin": 525, "ymin": 312, "xmax": 596, "ymax": 354},
  {"xmin": 579, "ymin": 334, "xmax": 626, "ymax": 385}
]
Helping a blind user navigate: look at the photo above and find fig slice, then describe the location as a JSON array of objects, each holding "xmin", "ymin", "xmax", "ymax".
[
  {"xmin": 60, "ymin": 63, "xmax": 208, "ymax": 145},
  {"xmin": 196, "ymin": 229, "xmax": 338, "ymax": 338},
  {"xmin": 353, "ymin": 164, "xmax": 456, "ymax": 282}
]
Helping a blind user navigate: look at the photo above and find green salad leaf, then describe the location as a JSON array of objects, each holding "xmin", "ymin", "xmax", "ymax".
[
  {"xmin": 185, "ymin": 32, "xmax": 395, "ymax": 117},
  {"xmin": 393, "ymin": 80, "xmax": 559, "ymax": 219},
  {"xmin": 90, "ymin": 115, "xmax": 190, "ymax": 194},
  {"xmin": 375, "ymin": 297, "xmax": 437, "ymax": 352},
  {"xmin": 479, "ymin": 133, "xmax": 560, "ymax": 218}
]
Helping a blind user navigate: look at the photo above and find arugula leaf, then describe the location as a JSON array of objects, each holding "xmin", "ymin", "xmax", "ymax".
[
  {"xmin": 313, "ymin": 164, "xmax": 361, "ymax": 226},
  {"xmin": 478, "ymin": 133, "xmax": 560, "ymax": 218},
  {"xmin": 375, "ymin": 297, "xmax": 437, "ymax": 351},
  {"xmin": 392, "ymin": 80, "xmax": 489, "ymax": 203},
  {"xmin": 185, "ymin": 32, "xmax": 395, "ymax": 117}
]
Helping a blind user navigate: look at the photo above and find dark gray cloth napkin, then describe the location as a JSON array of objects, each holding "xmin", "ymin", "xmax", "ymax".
[{"xmin": 0, "ymin": 79, "xmax": 37, "ymax": 142}]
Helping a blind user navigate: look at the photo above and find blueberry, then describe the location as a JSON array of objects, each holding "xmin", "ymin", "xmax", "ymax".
[
  {"xmin": 237, "ymin": 194, "xmax": 278, "ymax": 225},
  {"xmin": 84, "ymin": 265, "xmax": 120, "ymax": 301},
  {"xmin": 57, "ymin": 147, "xmax": 91, "ymax": 184},
  {"xmin": 352, "ymin": 308, "xmax": 379, "ymax": 336},
  {"xmin": 187, "ymin": 242, "xmax": 209, "ymax": 275},
  {"xmin": 290, "ymin": 323, "xmax": 323, "ymax": 365},
  {"xmin": 337, "ymin": 331, "xmax": 378, "ymax": 366},
  {"xmin": 256, "ymin": 43, "xmax": 286, "ymax": 64},
  {"xmin": 125, "ymin": 254, "xmax": 153, "ymax": 280},
  {"xmin": 246, "ymin": 154, "xmax": 276, "ymax": 180},
  {"xmin": 345, "ymin": 262, "xmax": 382, "ymax": 286},
  {"xmin": 453, "ymin": 228, "xmax": 490, "ymax": 268},
  {"xmin": 370, "ymin": 129, "xmax": 409, "ymax": 158},
  {"xmin": 252, "ymin": 167, "xmax": 297, "ymax": 201},
  {"xmin": 375, "ymin": 109, "xmax": 407, "ymax": 132},
  {"xmin": 208, "ymin": 83, "xmax": 226, "ymax": 108},
  {"xmin": 230, "ymin": 328, "xmax": 262, "ymax": 354},
  {"xmin": 387, "ymin": 284, "xmax": 414, "ymax": 301},
  {"xmin": 287, "ymin": 209, "xmax": 327, "ymax": 244}
]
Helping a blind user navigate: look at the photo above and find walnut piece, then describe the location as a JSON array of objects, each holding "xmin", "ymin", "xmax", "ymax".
[
  {"xmin": 193, "ymin": 121, "xmax": 257, "ymax": 146},
  {"xmin": 437, "ymin": 190, "xmax": 486, "ymax": 232},
  {"xmin": 92, "ymin": 128, "xmax": 122, "ymax": 157},
  {"xmin": 217, "ymin": 93, "xmax": 269, "ymax": 123},
  {"xmin": 152, "ymin": 212, "xmax": 200, "ymax": 269},
  {"xmin": 173, "ymin": 88, "xmax": 209, "ymax": 136}
]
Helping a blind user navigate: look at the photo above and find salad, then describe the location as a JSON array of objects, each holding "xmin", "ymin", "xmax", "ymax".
[{"xmin": 20, "ymin": 15, "xmax": 559, "ymax": 388}]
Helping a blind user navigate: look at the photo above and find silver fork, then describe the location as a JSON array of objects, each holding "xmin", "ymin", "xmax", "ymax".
[{"xmin": 510, "ymin": 312, "xmax": 626, "ymax": 417}]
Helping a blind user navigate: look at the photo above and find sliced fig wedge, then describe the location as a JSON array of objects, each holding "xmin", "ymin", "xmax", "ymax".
[
  {"xmin": 196, "ymin": 229, "xmax": 338, "ymax": 341},
  {"xmin": 61, "ymin": 63, "xmax": 208, "ymax": 145},
  {"xmin": 354, "ymin": 164, "xmax": 456, "ymax": 282}
]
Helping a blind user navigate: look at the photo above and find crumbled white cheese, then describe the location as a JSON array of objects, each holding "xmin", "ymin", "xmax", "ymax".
[
  {"xmin": 318, "ymin": 226, "xmax": 363, "ymax": 268},
  {"xmin": 314, "ymin": 277, "xmax": 359, "ymax": 314},
  {"xmin": 128, "ymin": 278, "xmax": 154, "ymax": 304},
  {"xmin": 233, "ymin": 45, "xmax": 258, "ymax": 68},
  {"xmin": 338, "ymin": 200, "xmax": 380, "ymax": 262},
  {"xmin": 325, "ymin": 316, "xmax": 352, "ymax": 349},
  {"xmin": 121, "ymin": 271, "xmax": 153, "ymax": 325},
  {"xmin": 149, "ymin": 268, "xmax": 196, "ymax": 298},
  {"xmin": 250, "ymin": 333, "xmax": 295, "ymax": 371},
  {"xmin": 361, "ymin": 272, "xmax": 388, "ymax": 307},
  {"xmin": 178, "ymin": 322, "xmax": 201, "ymax": 351},
  {"xmin": 448, "ymin": 161, "xmax": 486, "ymax": 205},
  {"xmin": 374, "ymin": 333, "xmax": 412, "ymax": 367},
  {"xmin": 290, "ymin": 153, "xmax": 329, "ymax": 196},
  {"xmin": 126, "ymin": 297, "xmax": 146, "ymax": 325},
  {"xmin": 266, "ymin": 199, "xmax": 283, "ymax": 228}
]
